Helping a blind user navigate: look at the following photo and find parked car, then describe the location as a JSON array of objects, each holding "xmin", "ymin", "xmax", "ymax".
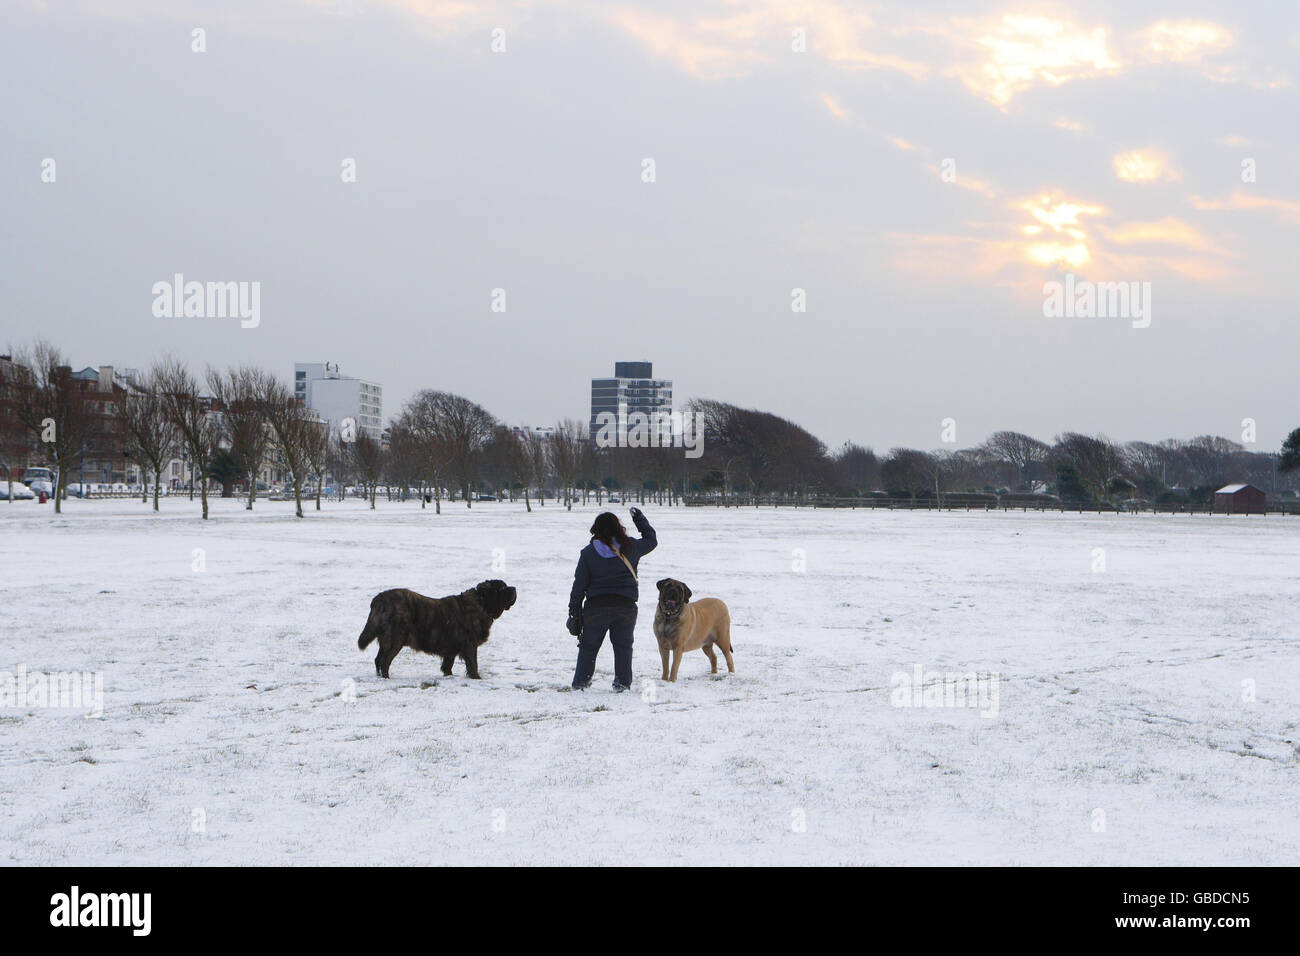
[
  {"xmin": 607, "ymin": 495, "xmax": 621, "ymax": 503},
  {"xmin": 0, "ymin": 482, "xmax": 36, "ymax": 500},
  {"xmin": 23, "ymin": 466, "xmax": 54, "ymax": 496},
  {"xmin": 475, "ymin": 493, "xmax": 497, "ymax": 502}
]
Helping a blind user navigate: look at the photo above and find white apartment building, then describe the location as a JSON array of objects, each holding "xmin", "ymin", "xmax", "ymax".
[{"xmin": 294, "ymin": 362, "xmax": 383, "ymax": 440}]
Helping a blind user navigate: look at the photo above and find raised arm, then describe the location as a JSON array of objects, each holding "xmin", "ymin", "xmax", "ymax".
[{"xmin": 631, "ymin": 508, "xmax": 657, "ymax": 555}]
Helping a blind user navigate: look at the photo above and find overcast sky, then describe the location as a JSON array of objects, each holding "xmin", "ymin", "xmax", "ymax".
[{"xmin": 3, "ymin": 0, "xmax": 1297, "ymax": 452}]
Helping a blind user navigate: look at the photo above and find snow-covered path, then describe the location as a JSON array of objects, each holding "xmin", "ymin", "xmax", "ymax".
[{"xmin": 2, "ymin": 498, "xmax": 1296, "ymax": 865}]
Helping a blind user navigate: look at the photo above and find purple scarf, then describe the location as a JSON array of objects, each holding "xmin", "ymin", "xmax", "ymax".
[{"xmin": 592, "ymin": 538, "xmax": 620, "ymax": 558}]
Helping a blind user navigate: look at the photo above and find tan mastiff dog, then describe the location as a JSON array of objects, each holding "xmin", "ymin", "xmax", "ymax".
[{"xmin": 653, "ymin": 578, "xmax": 734, "ymax": 682}]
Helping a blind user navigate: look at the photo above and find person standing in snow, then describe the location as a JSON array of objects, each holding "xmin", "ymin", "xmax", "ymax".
[{"xmin": 565, "ymin": 507, "xmax": 657, "ymax": 692}]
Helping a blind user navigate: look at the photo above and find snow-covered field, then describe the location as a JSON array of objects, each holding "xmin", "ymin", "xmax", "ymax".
[{"xmin": 2, "ymin": 497, "xmax": 1297, "ymax": 865}]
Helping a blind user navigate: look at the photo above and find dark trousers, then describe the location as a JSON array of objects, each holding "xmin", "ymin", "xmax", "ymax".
[{"xmin": 573, "ymin": 603, "xmax": 637, "ymax": 688}]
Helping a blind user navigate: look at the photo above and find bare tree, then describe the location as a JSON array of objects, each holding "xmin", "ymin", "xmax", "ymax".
[
  {"xmin": 689, "ymin": 397, "xmax": 833, "ymax": 502},
  {"xmin": 207, "ymin": 365, "xmax": 274, "ymax": 511},
  {"xmin": 354, "ymin": 432, "xmax": 385, "ymax": 509},
  {"xmin": 548, "ymin": 420, "xmax": 585, "ymax": 510},
  {"xmin": 880, "ymin": 448, "xmax": 938, "ymax": 499},
  {"xmin": 428, "ymin": 391, "xmax": 496, "ymax": 507},
  {"xmin": 328, "ymin": 434, "xmax": 354, "ymax": 502},
  {"xmin": 118, "ymin": 370, "xmax": 176, "ymax": 511},
  {"xmin": 1181, "ymin": 435, "xmax": 1243, "ymax": 489},
  {"xmin": 398, "ymin": 392, "xmax": 449, "ymax": 513},
  {"xmin": 577, "ymin": 439, "xmax": 600, "ymax": 505},
  {"xmin": 1123, "ymin": 440, "xmax": 1170, "ymax": 497},
  {"xmin": 525, "ymin": 430, "xmax": 549, "ymax": 506},
  {"xmin": 1, "ymin": 354, "xmax": 37, "ymax": 503},
  {"xmin": 385, "ymin": 421, "xmax": 424, "ymax": 504},
  {"xmin": 155, "ymin": 357, "xmax": 221, "ymax": 519},
  {"xmin": 982, "ymin": 431, "xmax": 1049, "ymax": 488},
  {"xmin": 1052, "ymin": 433, "xmax": 1125, "ymax": 501},
  {"xmin": 944, "ymin": 447, "xmax": 996, "ymax": 492},
  {"xmin": 302, "ymin": 420, "xmax": 333, "ymax": 511},
  {"xmin": 1124, "ymin": 440, "xmax": 1164, "ymax": 478},
  {"xmin": 832, "ymin": 442, "xmax": 880, "ymax": 495},
  {"xmin": 1280, "ymin": 429, "xmax": 1300, "ymax": 476},
  {"xmin": 258, "ymin": 377, "xmax": 314, "ymax": 518},
  {"xmin": 9, "ymin": 341, "xmax": 94, "ymax": 513},
  {"xmin": 497, "ymin": 427, "xmax": 537, "ymax": 511}
]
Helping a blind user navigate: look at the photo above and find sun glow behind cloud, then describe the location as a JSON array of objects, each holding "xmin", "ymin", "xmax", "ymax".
[
  {"xmin": 952, "ymin": 14, "xmax": 1119, "ymax": 106},
  {"xmin": 73, "ymin": 0, "xmax": 1284, "ymax": 293},
  {"xmin": 1021, "ymin": 195, "xmax": 1103, "ymax": 267},
  {"xmin": 1139, "ymin": 19, "xmax": 1234, "ymax": 64},
  {"xmin": 588, "ymin": 2, "xmax": 1293, "ymax": 288},
  {"xmin": 1112, "ymin": 149, "xmax": 1180, "ymax": 183}
]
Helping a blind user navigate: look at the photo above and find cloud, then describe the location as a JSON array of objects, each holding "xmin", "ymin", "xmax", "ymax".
[
  {"xmin": 609, "ymin": 6, "xmax": 770, "ymax": 79},
  {"xmin": 928, "ymin": 164, "xmax": 997, "ymax": 198},
  {"xmin": 606, "ymin": 2, "xmax": 927, "ymax": 81},
  {"xmin": 1098, "ymin": 218, "xmax": 1218, "ymax": 252},
  {"xmin": 1112, "ymin": 148, "xmax": 1180, "ymax": 183},
  {"xmin": 820, "ymin": 92, "xmax": 850, "ymax": 120},
  {"xmin": 890, "ymin": 192, "xmax": 1243, "ymax": 286},
  {"xmin": 882, "ymin": 134, "xmax": 998, "ymax": 197},
  {"xmin": 599, "ymin": 5, "xmax": 1288, "ymax": 107},
  {"xmin": 1133, "ymin": 18, "xmax": 1288, "ymax": 87},
  {"xmin": 943, "ymin": 14, "xmax": 1120, "ymax": 107},
  {"xmin": 1189, "ymin": 191, "xmax": 1300, "ymax": 223},
  {"xmin": 21, "ymin": 2, "xmax": 1286, "ymax": 104},
  {"xmin": 1024, "ymin": 195, "xmax": 1105, "ymax": 239},
  {"xmin": 885, "ymin": 231, "xmax": 1029, "ymax": 286},
  {"xmin": 1138, "ymin": 19, "xmax": 1234, "ymax": 65}
]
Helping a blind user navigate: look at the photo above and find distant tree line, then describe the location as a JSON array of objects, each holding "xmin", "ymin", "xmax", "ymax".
[
  {"xmin": 5, "ymin": 338, "xmax": 1299, "ymax": 515},
  {"xmin": 869, "ymin": 431, "xmax": 1295, "ymax": 506}
]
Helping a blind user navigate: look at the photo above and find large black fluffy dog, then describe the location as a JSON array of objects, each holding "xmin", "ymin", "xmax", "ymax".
[{"xmin": 357, "ymin": 580, "xmax": 517, "ymax": 679}]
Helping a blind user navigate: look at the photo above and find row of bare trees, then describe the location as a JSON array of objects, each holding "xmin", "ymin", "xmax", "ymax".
[
  {"xmin": 868, "ymin": 431, "xmax": 1293, "ymax": 504},
  {"xmin": 2, "ymin": 342, "xmax": 703, "ymax": 517},
  {"xmin": 121, "ymin": 359, "xmax": 334, "ymax": 519},
  {"xmin": 8, "ymin": 340, "xmax": 1299, "ymax": 514},
  {"xmin": 386, "ymin": 405, "xmax": 695, "ymax": 513},
  {"xmin": 688, "ymin": 399, "xmax": 835, "ymax": 500},
  {"xmin": 1, "ymin": 341, "xmax": 343, "ymax": 518}
]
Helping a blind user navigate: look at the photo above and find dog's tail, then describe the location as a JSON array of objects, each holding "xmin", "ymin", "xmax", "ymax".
[{"xmin": 357, "ymin": 607, "xmax": 379, "ymax": 650}]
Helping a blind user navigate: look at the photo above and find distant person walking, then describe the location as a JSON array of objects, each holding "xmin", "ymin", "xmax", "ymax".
[{"xmin": 566, "ymin": 508, "xmax": 657, "ymax": 691}]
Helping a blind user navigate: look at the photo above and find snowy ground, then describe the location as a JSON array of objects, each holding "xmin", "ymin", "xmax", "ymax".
[{"xmin": 2, "ymin": 496, "xmax": 1297, "ymax": 865}]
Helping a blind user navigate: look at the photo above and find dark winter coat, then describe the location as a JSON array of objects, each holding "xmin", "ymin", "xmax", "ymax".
[{"xmin": 568, "ymin": 512, "xmax": 657, "ymax": 615}]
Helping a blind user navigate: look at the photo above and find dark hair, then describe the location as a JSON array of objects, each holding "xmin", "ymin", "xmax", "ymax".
[{"xmin": 590, "ymin": 512, "xmax": 631, "ymax": 552}]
